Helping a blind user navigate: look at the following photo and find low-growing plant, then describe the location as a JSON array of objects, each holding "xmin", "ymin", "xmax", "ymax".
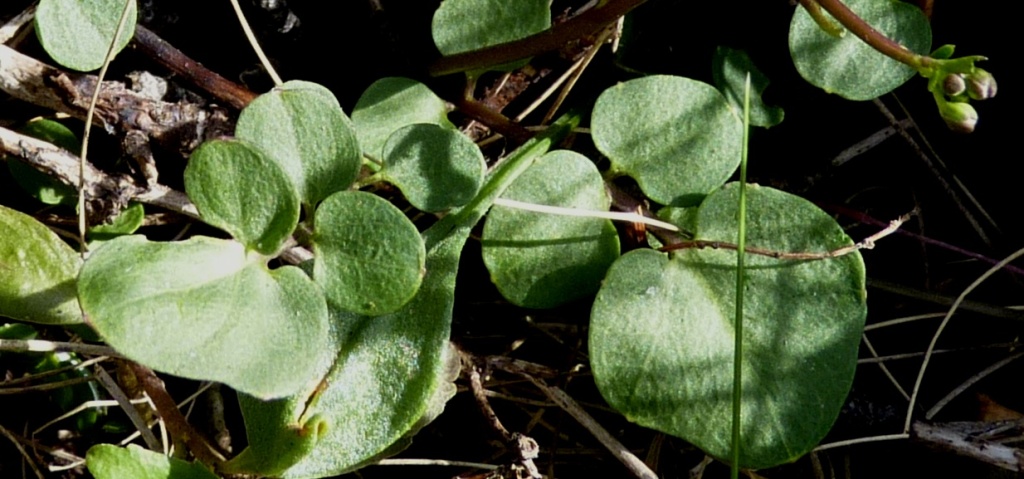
[{"xmin": 0, "ymin": 0, "xmax": 1000, "ymax": 477}]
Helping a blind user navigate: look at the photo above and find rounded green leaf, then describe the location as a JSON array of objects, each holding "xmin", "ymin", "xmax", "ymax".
[
  {"xmin": 87, "ymin": 444, "xmax": 218, "ymax": 479},
  {"xmin": 381, "ymin": 124, "xmax": 485, "ymax": 212},
  {"xmin": 185, "ymin": 139, "xmax": 300, "ymax": 255},
  {"xmin": 590, "ymin": 184, "xmax": 866, "ymax": 469},
  {"xmin": 789, "ymin": 0, "xmax": 931, "ymax": 100},
  {"xmin": 236, "ymin": 80, "xmax": 361, "ymax": 206},
  {"xmin": 712, "ymin": 46, "xmax": 784, "ymax": 128},
  {"xmin": 592, "ymin": 75, "xmax": 742, "ymax": 206},
  {"xmin": 0, "ymin": 205, "xmax": 81, "ymax": 325},
  {"xmin": 89, "ymin": 203, "xmax": 145, "ymax": 244},
  {"xmin": 34, "ymin": 0, "xmax": 137, "ymax": 72},
  {"xmin": 313, "ymin": 191, "xmax": 425, "ymax": 315},
  {"xmin": 482, "ymin": 150, "xmax": 620, "ymax": 308},
  {"xmin": 432, "ymin": 0, "xmax": 550, "ymax": 56},
  {"xmin": 79, "ymin": 235, "xmax": 330, "ymax": 399},
  {"xmin": 352, "ymin": 77, "xmax": 455, "ymax": 159}
]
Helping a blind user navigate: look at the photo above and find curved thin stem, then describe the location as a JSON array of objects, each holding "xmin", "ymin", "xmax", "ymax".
[
  {"xmin": 799, "ymin": 0, "xmax": 931, "ymax": 69},
  {"xmin": 228, "ymin": 0, "xmax": 283, "ymax": 86}
]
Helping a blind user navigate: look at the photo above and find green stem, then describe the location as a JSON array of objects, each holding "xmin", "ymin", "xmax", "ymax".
[
  {"xmin": 730, "ymin": 74, "xmax": 752, "ymax": 479},
  {"xmin": 802, "ymin": 0, "xmax": 846, "ymax": 38},
  {"xmin": 801, "ymin": 0, "xmax": 932, "ymax": 69},
  {"xmin": 428, "ymin": 0, "xmax": 648, "ymax": 76}
]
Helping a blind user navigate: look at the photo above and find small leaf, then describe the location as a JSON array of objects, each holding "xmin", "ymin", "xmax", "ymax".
[
  {"xmin": 432, "ymin": 0, "xmax": 550, "ymax": 58},
  {"xmin": 34, "ymin": 0, "xmax": 137, "ymax": 72},
  {"xmin": 352, "ymin": 77, "xmax": 455, "ymax": 159},
  {"xmin": 0, "ymin": 205, "xmax": 81, "ymax": 325},
  {"xmin": 185, "ymin": 139, "xmax": 300, "ymax": 255},
  {"xmin": 89, "ymin": 203, "xmax": 145, "ymax": 242},
  {"xmin": 79, "ymin": 236, "xmax": 330, "ymax": 399},
  {"xmin": 789, "ymin": 0, "xmax": 931, "ymax": 100},
  {"xmin": 712, "ymin": 46, "xmax": 784, "ymax": 128},
  {"xmin": 6, "ymin": 119, "xmax": 79, "ymax": 206},
  {"xmin": 482, "ymin": 150, "xmax": 620, "ymax": 308},
  {"xmin": 313, "ymin": 191, "xmax": 425, "ymax": 315},
  {"xmin": 87, "ymin": 444, "xmax": 218, "ymax": 479},
  {"xmin": 236, "ymin": 80, "xmax": 361, "ymax": 206},
  {"xmin": 381, "ymin": 124, "xmax": 485, "ymax": 212},
  {"xmin": 590, "ymin": 184, "xmax": 866, "ymax": 469},
  {"xmin": 592, "ymin": 75, "xmax": 743, "ymax": 206}
]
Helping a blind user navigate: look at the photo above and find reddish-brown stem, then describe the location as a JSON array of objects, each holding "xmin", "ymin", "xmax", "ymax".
[
  {"xmin": 133, "ymin": 25, "xmax": 258, "ymax": 109},
  {"xmin": 800, "ymin": 0, "xmax": 932, "ymax": 69},
  {"xmin": 128, "ymin": 363, "xmax": 224, "ymax": 465},
  {"xmin": 429, "ymin": 0, "xmax": 648, "ymax": 76}
]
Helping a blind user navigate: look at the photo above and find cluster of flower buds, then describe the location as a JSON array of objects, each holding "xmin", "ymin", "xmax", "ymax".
[{"xmin": 936, "ymin": 68, "xmax": 996, "ymax": 133}]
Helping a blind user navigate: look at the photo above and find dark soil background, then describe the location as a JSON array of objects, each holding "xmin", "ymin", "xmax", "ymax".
[{"xmin": 1, "ymin": 1, "xmax": 1021, "ymax": 478}]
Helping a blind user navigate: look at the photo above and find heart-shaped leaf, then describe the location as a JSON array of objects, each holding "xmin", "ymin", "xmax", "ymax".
[
  {"xmin": 184, "ymin": 139, "xmax": 299, "ymax": 255},
  {"xmin": 79, "ymin": 235, "xmax": 330, "ymax": 399},
  {"xmin": 712, "ymin": 46, "xmax": 785, "ymax": 128},
  {"xmin": 34, "ymin": 0, "xmax": 137, "ymax": 72},
  {"xmin": 236, "ymin": 80, "xmax": 361, "ymax": 207},
  {"xmin": 351, "ymin": 77, "xmax": 455, "ymax": 159},
  {"xmin": 591, "ymin": 75, "xmax": 742, "ymax": 206},
  {"xmin": 0, "ymin": 205, "xmax": 81, "ymax": 325},
  {"xmin": 590, "ymin": 184, "xmax": 866, "ymax": 469},
  {"xmin": 87, "ymin": 444, "xmax": 218, "ymax": 479},
  {"xmin": 380, "ymin": 123, "xmax": 485, "ymax": 213},
  {"xmin": 482, "ymin": 150, "xmax": 620, "ymax": 308},
  {"xmin": 789, "ymin": 0, "xmax": 931, "ymax": 100},
  {"xmin": 432, "ymin": 0, "xmax": 550, "ymax": 61},
  {"xmin": 313, "ymin": 191, "xmax": 425, "ymax": 315}
]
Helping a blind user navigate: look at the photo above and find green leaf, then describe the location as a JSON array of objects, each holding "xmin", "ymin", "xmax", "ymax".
[
  {"xmin": 236, "ymin": 80, "xmax": 361, "ymax": 207},
  {"xmin": 352, "ymin": 77, "xmax": 455, "ymax": 159},
  {"xmin": 380, "ymin": 124, "xmax": 485, "ymax": 213},
  {"xmin": 6, "ymin": 119, "xmax": 79, "ymax": 206},
  {"xmin": 34, "ymin": 0, "xmax": 137, "ymax": 72},
  {"xmin": 590, "ymin": 184, "xmax": 866, "ymax": 469},
  {"xmin": 432, "ymin": 0, "xmax": 550, "ymax": 57},
  {"xmin": 712, "ymin": 46, "xmax": 785, "ymax": 128},
  {"xmin": 184, "ymin": 139, "xmax": 300, "ymax": 255},
  {"xmin": 87, "ymin": 444, "xmax": 218, "ymax": 479},
  {"xmin": 0, "ymin": 205, "xmax": 81, "ymax": 324},
  {"xmin": 89, "ymin": 203, "xmax": 145, "ymax": 243},
  {"xmin": 789, "ymin": 0, "xmax": 931, "ymax": 100},
  {"xmin": 78, "ymin": 235, "xmax": 330, "ymax": 399},
  {"xmin": 313, "ymin": 191, "xmax": 425, "ymax": 315},
  {"xmin": 229, "ymin": 114, "xmax": 579, "ymax": 478},
  {"xmin": 591, "ymin": 75, "xmax": 743, "ymax": 206},
  {"xmin": 482, "ymin": 150, "xmax": 620, "ymax": 308}
]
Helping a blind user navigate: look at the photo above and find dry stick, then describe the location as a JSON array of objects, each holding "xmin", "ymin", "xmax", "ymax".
[
  {"xmin": 903, "ymin": 246, "xmax": 1024, "ymax": 433},
  {"xmin": 128, "ymin": 363, "xmax": 225, "ymax": 465},
  {"xmin": 467, "ymin": 362, "xmax": 542, "ymax": 478},
  {"xmin": 864, "ymin": 312, "xmax": 946, "ymax": 331},
  {"xmin": 92, "ymin": 365, "xmax": 162, "ymax": 451},
  {"xmin": 0, "ymin": 423, "xmax": 45, "ymax": 479},
  {"xmin": 0, "ymin": 338, "xmax": 121, "ymax": 359},
  {"xmin": 813, "ymin": 433, "xmax": 909, "ymax": 452},
  {"xmin": 660, "ymin": 211, "xmax": 912, "ymax": 259},
  {"xmin": 866, "ymin": 279, "xmax": 1024, "ymax": 321},
  {"xmin": 375, "ymin": 458, "xmax": 499, "ymax": 470},
  {"xmin": 861, "ymin": 334, "xmax": 910, "ymax": 401},
  {"xmin": 133, "ymin": 25, "xmax": 257, "ymax": 109},
  {"xmin": 519, "ymin": 374, "xmax": 659, "ymax": 479},
  {"xmin": 873, "ymin": 98, "xmax": 998, "ymax": 246},
  {"xmin": 857, "ymin": 342, "xmax": 1022, "ymax": 364},
  {"xmin": 0, "ymin": 3, "xmax": 34, "ymax": 44},
  {"xmin": 0, "ymin": 355, "xmax": 108, "ymax": 387},
  {"xmin": 925, "ymin": 350, "xmax": 1024, "ymax": 420},
  {"xmin": 0, "ymin": 376, "xmax": 93, "ymax": 395}
]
